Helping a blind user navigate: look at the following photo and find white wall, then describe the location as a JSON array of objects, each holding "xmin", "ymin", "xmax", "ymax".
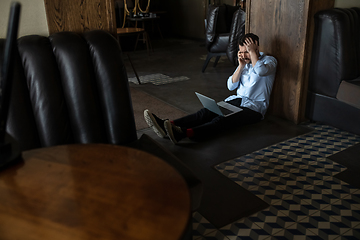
[
  {"xmin": 0, "ymin": 0, "xmax": 48, "ymax": 38},
  {"xmin": 335, "ymin": 0, "xmax": 360, "ymax": 8}
]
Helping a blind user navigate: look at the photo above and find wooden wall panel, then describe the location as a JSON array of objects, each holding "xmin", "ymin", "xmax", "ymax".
[
  {"xmin": 246, "ymin": 0, "xmax": 334, "ymax": 124},
  {"xmin": 44, "ymin": 0, "xmax": 116, "ymax": 36}
]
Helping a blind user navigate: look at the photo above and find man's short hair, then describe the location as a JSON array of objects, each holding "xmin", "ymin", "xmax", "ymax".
[{"xmin": 238, "ymin": 33, "xmax": 259, "ymax": 46}]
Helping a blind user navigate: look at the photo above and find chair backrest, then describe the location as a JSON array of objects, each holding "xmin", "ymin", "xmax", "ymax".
[
  {"xmin": 205, "ymin": 4, "xmax": 243, "ymax": 49},
  {"xmin": 308, "ymin": 7, "xmax": 360, "ymax": 97},
  {"xmin": 0, "ymin": 30, "xmax": 137, "ymax": 151},
  {"xmin": 213, "ymin": 4, "xmax": 240, "ymax": 34},
  {"xmin": 226, "ymin": 8, "xmax": 246, "ymax": 66}
]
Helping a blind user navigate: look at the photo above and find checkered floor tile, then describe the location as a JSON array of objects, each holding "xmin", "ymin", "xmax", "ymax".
[
  {"xmin": 128, "ymin": 73, "xmax": 189, "ymax": 85},
  {"xmin": 192, "ymin": 123, "xmax": 360, "ymax": 239}
]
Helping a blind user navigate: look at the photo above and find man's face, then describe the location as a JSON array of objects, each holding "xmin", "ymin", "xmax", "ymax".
[{"xmin": 238, "ymin": 45, "xmax": 251, "ymax": 64}]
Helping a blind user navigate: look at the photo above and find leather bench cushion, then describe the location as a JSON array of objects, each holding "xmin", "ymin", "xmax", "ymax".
[
  {"xmin": 209, "ymin": 33, "xmax": 230, "ymax": 53},
  {"xmin": 336, "ymin": 78, "xmax": 360, "ymax": 109}
]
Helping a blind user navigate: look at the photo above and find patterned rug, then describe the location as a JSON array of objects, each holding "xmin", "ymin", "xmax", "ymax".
[
  {"xmin": 128, "ymin": 73, "xmax": 189, "ymax": 85},
  {"xmin": 193, "ymin": 123, "xmax": 360, "ymax": 239}
]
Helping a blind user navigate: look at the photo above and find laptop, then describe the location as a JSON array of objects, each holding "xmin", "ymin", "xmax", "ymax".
[{"xmin": 195, "ymin": 92, "xmax": 242, "ymax": 117}]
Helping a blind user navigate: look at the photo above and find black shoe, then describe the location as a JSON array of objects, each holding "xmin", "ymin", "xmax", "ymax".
[
  {"xmin": 164, "ymin": 120, "xmax": 185, "ymax": 144},
  {"xmin": 144, "ymin": 109, "xmax": 167, "ymax": 138}
]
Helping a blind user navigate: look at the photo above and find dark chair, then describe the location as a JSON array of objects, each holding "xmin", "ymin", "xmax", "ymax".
[
  {"xmin": 202, "ymin": 4, "xmax": 246, "ymax": 72},
  {"xmin": 306, "ymin": 7, "xmax": 360, "ymax": 136},
  {"xmin": 0, "ymin": 30, "xmax": 202, "ymax": 214},
  {"xmin": 114, "ymin": 0, "xmax": 135, "ymax": 28}
]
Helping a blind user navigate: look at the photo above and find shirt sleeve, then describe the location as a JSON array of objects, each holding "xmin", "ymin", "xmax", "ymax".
[
  {"xmin": 253, "ymin": 56, "xmax": 277, "ymax": 76},
  {"xmin": 227, "ymin": 66, "xmax": 240, "ymax": 91}
]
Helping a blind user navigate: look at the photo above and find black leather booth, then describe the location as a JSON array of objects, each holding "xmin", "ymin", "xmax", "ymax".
[
  {"xmin": 202, "ymin": 4, "xmax": 246, "ymax": 72},
  {"xmin": 0, "ymin": 30, "xmax": 202, "ymax": 214},
  {"xmin": 307, "ymin": 8, "xmax": 360, "ymax": 135}
]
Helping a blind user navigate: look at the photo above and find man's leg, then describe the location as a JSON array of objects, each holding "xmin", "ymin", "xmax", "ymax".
[
  {"xmin": 173, "ymin": 108, "xmax": 219, "ymax": 129},
  {"xmin": 144, "ymin": 110, "xmax": 168, "ymax": 138},
  {"xmin": 166, "ymin": 106, "xmax": 262, "ymax": 143},
  {"xmin": 190, "ymin": 107, "xmax": 262, "ymax": 140},
  {"xmin": 143, "ymin": 107, "xmax": 217, "ymax": 144},
  {"xmin": 145, "ymin": 99, "xmax": 262, "ymax": 143},
  {"xmin": 144, "ymin": 107, "xmax": 218, "ymax": 139}
]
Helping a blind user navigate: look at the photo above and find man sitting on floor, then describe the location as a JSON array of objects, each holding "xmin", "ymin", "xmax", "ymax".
[{"xmin": 144, "ymin": 33, "xmax": 277, "ymax": 144}]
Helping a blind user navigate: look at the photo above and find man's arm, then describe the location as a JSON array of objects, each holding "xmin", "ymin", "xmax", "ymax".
[
  {"xmin": 244, "ymin": 38, "xmax": 259, "ymax": 67},
  {"xmin": 231, "ymin": 49, "xmax": 246, "ymax": 83},
  {"xmin": 245, "ymin": 38, "xmax": 277, "ymax": 76},
  {"xmin": 231, "ymin": 65, "xmax": 243, "ymax": 83},
  {"xmin": 253, "ymin": 56, "xmax": 277, "ymax": 76}
]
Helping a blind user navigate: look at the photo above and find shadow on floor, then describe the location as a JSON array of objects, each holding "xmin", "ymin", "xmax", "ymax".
[{"xmin": 138, "ymin": 115, "xmax": 313, "ymax": 228}]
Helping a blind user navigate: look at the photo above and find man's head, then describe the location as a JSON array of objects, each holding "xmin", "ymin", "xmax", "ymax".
[
  {"xmin": 238, "ymin": 33, "xmax": 260, "ymax": 64},
  {"xmin": 238, "ymin": 33, "xmax": 259, "ymax": 47}
]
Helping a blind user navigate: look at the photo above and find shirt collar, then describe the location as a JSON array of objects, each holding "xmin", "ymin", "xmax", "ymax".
[{"xmin": 259, "ymin": 52, "xmax": 265, "ymax": 60}]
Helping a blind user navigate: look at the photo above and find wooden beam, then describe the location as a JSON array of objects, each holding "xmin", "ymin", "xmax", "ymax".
[
  {"xmin": 246, "ymin": 0, "xmax": 334, "ymax": 124},
  {"xmin": 44, "ymin": 0, "xmax": 117, "ymax": 37}
]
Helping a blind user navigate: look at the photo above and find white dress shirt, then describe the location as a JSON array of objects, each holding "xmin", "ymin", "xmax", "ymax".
[{"xmin": 225, "ymin": 52, "xmax": 277, "ymax": 117}]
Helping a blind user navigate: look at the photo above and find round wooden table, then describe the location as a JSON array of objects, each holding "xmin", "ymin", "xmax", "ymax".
[
  {"xmin": 0, "ymin": 144, "xmax": 190, "ymax": 240},
  {"xmin": 117, "ymin": 27, "xmax": 145, "ymax": 35}
]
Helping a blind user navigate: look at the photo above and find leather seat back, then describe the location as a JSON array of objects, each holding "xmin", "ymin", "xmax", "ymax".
[
  {"xmin": 227, "ymin": 8, "xmax": 246, "ymax": 65},
  {"xmin": 1, "ymin": 30, "xmax": 137, "ymax": 151},
  {"xmin": 205, "ymin": 4, "xmax": 245, "ymax": 65},
  {"xmin": 309, "ymin": 8, "xmax": 360, "ymax": 97},
  {"xmin": 205, "ymin": 5, "xmax": 243, "ymax": 48}
]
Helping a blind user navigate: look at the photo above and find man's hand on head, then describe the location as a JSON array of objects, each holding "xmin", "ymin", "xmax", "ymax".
[
  {"xmin": 244, "ymin": 37, "xmax": 259, "ymax": 67},
  {"xmin": 244, "ymin": 37, "xmax": 258, "ymax": 54}
]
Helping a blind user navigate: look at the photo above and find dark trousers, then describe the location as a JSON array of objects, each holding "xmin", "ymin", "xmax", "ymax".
[{"xmin": 173, "ymin": 98, "xmax": 262, "ymax": 140}]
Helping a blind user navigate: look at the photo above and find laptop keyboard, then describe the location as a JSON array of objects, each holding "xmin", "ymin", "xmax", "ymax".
[{"xmin": 219, "ymin": 105, "xmax": 234, "ymax": 115}]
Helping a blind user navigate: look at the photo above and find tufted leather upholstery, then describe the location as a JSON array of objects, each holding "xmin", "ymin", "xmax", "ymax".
[
  {"xmin": 306, "ymin": 8, "xmax": 360, "ymax": 135},
  {"xmin": 1, "ymin": 31, "xmax": 137, "ymax": 150},
  {"xmin": 0, "ymin": 30, "xmax": 202, "ymax": 212},
  {"xmin": 202, "ymin": 4, "xmax": 246, "ymax": 72}
]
